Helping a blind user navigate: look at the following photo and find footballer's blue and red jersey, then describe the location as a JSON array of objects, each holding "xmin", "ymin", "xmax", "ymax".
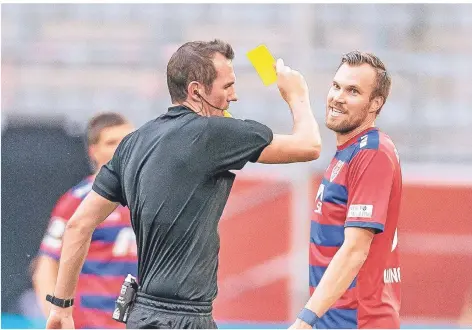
[
  {"xmin": 40, "ymin": 176, "xmax": 138, "ymax": 329},
  {"xmin": 310, "ymin": 127, "xmax": 402, "ymax": 329}
]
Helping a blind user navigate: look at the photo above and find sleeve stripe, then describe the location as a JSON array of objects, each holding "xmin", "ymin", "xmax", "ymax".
[
  {"xmin": 38, "ymin": 250, "xmax": 60, "ymax": 261},
  {"xmin": 345, "ymin": 221, "xmax": 384, "ymax": 234}
]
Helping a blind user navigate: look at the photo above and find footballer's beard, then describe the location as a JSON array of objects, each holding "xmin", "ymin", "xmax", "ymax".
[{"xmin": 326, "ymin": 106, "xmax": 369, "ymax": 135}]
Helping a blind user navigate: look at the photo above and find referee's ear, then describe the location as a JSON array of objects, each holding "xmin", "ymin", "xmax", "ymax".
[{"xmin": 188, "ymin": 81, "xmax": 202, "ymax": 102}]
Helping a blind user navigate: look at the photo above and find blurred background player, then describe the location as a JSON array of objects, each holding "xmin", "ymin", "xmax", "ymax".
[
  {"xmin": 293, "ymin": 52, "xmax": 402, "ymax": 329},
  {"xmin": 32, "ymin": 112, "xmax": 136, "ymax": 329}
]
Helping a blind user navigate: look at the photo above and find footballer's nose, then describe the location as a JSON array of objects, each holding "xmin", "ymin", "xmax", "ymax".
[{"xmin": 332, "ymin": 89, "xmax": 346, "ymax": 104}]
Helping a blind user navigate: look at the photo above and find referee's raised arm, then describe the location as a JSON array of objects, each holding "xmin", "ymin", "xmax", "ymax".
[{"xmin": 257, "ymin": 58, "xmax": 322, "ymax": 164}]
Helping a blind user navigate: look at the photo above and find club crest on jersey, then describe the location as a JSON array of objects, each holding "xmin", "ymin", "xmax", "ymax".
[{"xmin": 330, "ymin": 160, "xmax": 345, "ymax": 182}]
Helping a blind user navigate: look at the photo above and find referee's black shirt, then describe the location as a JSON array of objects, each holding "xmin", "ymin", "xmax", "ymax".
[{"xmin": 92, "ymin": 105, "xmax": 273, "ymax": 303}]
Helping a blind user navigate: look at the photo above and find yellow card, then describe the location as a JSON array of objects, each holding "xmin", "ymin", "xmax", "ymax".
[{"xmin": 246, "ymin": 45, "xmax": 277, "ymax": 86}]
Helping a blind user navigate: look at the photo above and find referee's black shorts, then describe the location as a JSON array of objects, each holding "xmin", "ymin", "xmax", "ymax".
[{"xmin": 126, "ymin": 292, "xmax": 218, "ymax": 329}]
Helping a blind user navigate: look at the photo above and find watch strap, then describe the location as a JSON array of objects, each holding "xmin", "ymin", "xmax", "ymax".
[{"xmin": 46, "ymin": 294, "xmax": 74, "ymax": 308}]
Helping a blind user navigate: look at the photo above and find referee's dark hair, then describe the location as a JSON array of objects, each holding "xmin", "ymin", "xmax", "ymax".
[
  {"xmin": 86, "ymin": 112, "xmax": 128, "ymax": 146},
  {"xmin": 167, "ymin": 39, "xmax": 235, "ymax": 103}
]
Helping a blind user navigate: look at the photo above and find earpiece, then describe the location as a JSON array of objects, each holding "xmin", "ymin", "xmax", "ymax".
[{"xmin": 192, "ymin": 89, "xmax": 227, "ymax": 112}]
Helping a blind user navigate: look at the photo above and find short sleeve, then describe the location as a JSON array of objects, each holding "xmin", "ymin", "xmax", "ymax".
[
  {"xmin": 39, "ymin": 194, "xmax": 81, "ymax": 259},
  {"xmin": 92, "ymin": 140, "xmax": 128, "ymax": 206},
  {"xmin": 206, "ymin": 117, "xmax": 273, "ymax": 174},
  {"xmin": 345, "ymin": 149, "xmax": 394, "ymax": 234}
]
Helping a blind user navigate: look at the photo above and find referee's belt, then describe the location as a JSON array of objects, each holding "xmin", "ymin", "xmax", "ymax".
[{"xmin": 135, "ymin": 292, "xmax": 213, "ymax": 315}]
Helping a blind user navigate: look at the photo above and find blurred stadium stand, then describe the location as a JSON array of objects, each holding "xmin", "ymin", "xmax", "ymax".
[
  {"xmin": 2, "ymin": 4, "xmax": 472, "ymax": 164},
  {"xmin": 1, "ymin": 3, "xmax": 472, "ymax": 329}
]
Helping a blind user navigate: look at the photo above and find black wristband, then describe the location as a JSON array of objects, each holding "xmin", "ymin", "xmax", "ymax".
[{"xmin": 46, "ymin": 294, "xmax": 74, "ymax": 308}]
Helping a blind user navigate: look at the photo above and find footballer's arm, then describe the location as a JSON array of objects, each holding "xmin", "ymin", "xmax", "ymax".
[{"xmin": 291, "ymin": 227, "xmax": 375, "ymax": 328}]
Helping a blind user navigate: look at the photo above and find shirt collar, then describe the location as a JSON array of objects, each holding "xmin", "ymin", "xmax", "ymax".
[
  {"xmin": 336, "ymin": 127, "xmax": 378, "ymax": 151},
  {"xmin": 165, "ymin": 105, "xmax": 196, "ymax": 118}
]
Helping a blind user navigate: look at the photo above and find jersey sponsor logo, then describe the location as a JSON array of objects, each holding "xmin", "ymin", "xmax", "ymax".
[
  {"xmin": 314, "ymin": 184, "xmax": 325, "ymax": 214},
  {"xmin": 360, "ymin": 135, "xmax": 368, "ymax": 148},
  {"xmin": 330, "ymin": 160, "xmax": 345, "ymax": 182},
  {"xmin": 384, "ymin": 267, "xmax": 401, "ymax": 283},
  {"xmin": 112, "ymin": 227, "xmax": 137, "ymax": 257},
  {"xmin": 347, "ymin": 204, "xmax": 373, "ymax": 218}
]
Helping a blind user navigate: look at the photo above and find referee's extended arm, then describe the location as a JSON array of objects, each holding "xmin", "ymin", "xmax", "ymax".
[
  {"xmin": 257, "ymin": 59, "xmax": 322, "ymax": 164},
  {"xmin": 45, "ymin": 191, "xmax": 119, "ymax": 329}
]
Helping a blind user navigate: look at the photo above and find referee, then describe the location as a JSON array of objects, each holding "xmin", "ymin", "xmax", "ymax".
[{"xmin": 45, "ymin": 39, "xmax": 322, "ymax": 329}]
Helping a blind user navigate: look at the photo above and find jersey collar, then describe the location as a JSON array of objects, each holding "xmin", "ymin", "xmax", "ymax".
[
  {"xmin": 166, "ymin": 105, "xmax": 196, "ymax": 117},
  {"xmin": 336, "ymin": 127, "xmax": 378, "ymax": 151}
]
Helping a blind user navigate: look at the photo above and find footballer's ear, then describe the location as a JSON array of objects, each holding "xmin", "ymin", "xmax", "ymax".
[{"xmin": 369, "ymin": 96, "xmax": 383, "ymax": 114}]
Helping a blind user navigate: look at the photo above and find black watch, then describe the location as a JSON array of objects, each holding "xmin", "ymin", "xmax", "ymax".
[{"xmin": 46, "ymin": 294, "xmax": 74, "ymax": 308}]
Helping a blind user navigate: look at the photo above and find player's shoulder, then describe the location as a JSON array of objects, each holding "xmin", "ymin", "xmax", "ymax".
[
  {"xmin": 335, "ymin": 128, "xmax": 380, "ymax": 165},
  {"xmin": 355, "ymin": 128, "xmax": 381, "ymax": 151},
  {"xmin": 70, "ymin": 177, "xmax": 94, "ymax": 199},
  {"xmin": 348, "ymin": 129, "xmax": 400, "ymax": 167},
  {"xmin": 208, "ymin": 116, "xmax": 271, "ymax": 140},
  {"xmin": 207, "ymin": 115, "xmax": 239, "ymax": 126},
  {"xmin": 351, "ymin": 129, "xmax": 396, "ymax": 156},
  {"xmin": 208, "ymin": 115, "xmax": 263, "ymax": 127},
  {"xmin": 51, "ymin": 177, "xmax": 92, "ymax": 217},
  {"xmin": 377, "ymin": 131, "xmax": 399, "ymax": 157}
]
